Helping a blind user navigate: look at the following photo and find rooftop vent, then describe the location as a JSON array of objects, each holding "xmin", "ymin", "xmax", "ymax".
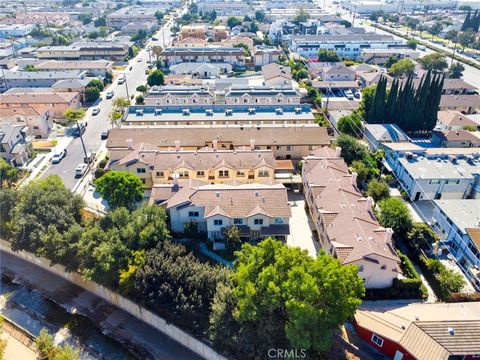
[
  {"xmin": 225, "ymin": 109, "xmax": 233, "ymax": 116},
  {"xmin": 254, "ymin": 191, "xmax": 259, "ymax": 197},
  {"xmin": 275, "ymin": 108, "xmax": 283, "ymax": 115},
  {"xmin": 294, "ymin": 107, "xmax": 302, "ymax": 114},
  {"xmin": 215, "ymin": 192, "xmax": 220, "ymax": 198},
  {"xmin": 154, "ymin": 108, "xmax": 162, "ymax": 115},
  {"xmin": 248, "ymin": 107, "xmax": 256, "ymax": 115},
  {"xmin": 135, "ymin": 109, "xmax": 144, "ymax": 116},
  {"xmin": 448, "ymin": 327, "xmax": 455, "ymax": 336},
  {"xmin": 206, "ymin": 109, "xmax": 214, "ymax": 116},
  {"xmin": 182, "ymin": 108, "xmax": 190, "ymax": 116}
]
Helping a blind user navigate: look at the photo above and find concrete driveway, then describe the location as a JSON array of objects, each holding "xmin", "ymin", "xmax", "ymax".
[{"xmin": 287, "ymin": 191, "xmax": 321, "ymax": 258}]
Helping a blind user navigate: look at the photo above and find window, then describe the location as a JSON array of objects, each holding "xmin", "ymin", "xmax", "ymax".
[
  {"xmin": 219, "ymin": 170, "xmax": 229, "ymax": 178},
  {"xmin": 258, "ymin": 170, "xmax": 269, "ymax": 177},
  {"xmin": 136, "ymin": 168, "xmax": 146, "ymax": 174},
  {"xmin": 234, "ymin": 218, "xmax": 243, "ymax": 225},
  {"xmin": 371, "ymin": 334, "xmax": 383, "ymax": 347},
  {"xmin": 156, "ymin": 171, "xmax": 164, "ymax": 177},
  {"xmin": 286, "ymin": 145, "xmax": 292, "ymax": 151},
  {"xmin": 274, "ymin": 217, "xmax": 283, "ymax": 224},
  {"xmin": 214, "ymin": 219, "xmax": 223, "ymax": 226},
  {"xmin": 236, "ymin": 171, "xmax": 245, "ymax": 176},
  {"xmin": 358, "ymin": 265, "xmax": 364, "ymax": 272},
  {"xmin": 189, "ymin": 211, "xmax": 199, "ymax": 217},
  {"xmin": 446, "ymin": 179, "xmax": 460, "ymax": 185},
  {"xmin": 196, "ymin": 170, "xmax": 205, "ymax": 177},
  {"xmin": 254, "ymin": 218, "xmax": 264, "ymax": 225},
  {"xmin": 178, "ymin": 171, "xmax": 189, "ymax": 178},
  {"xmin": 429, "ymin": 179, "xmax": 440, "ymax": 184}
]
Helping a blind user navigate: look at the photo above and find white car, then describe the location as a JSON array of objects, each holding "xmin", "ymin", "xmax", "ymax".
[
  {"xmin": 344, "ymin": 90, "xmax": 354, "ymax": 100},
  {"xmin": 92, "ymin": 108, "xmax": 100, "ymax": 116},
  {"xmin": 137, "ymin": 58, "xmax": 142, "ymax": 62},
  {"xmin": 75, "ymin": 163, "xmax": 88, "ymax": 177},
  {"xmin": 52, "ymin": 150, "xmax": 67, "ymax": 164}
]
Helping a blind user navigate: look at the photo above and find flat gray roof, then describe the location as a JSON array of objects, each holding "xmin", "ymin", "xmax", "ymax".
[
  {"xmin": 399, "ymin": 156, "xmax": 480, "ymax": 180},
  {"xmin": 434, "ymin": 199, "xmax": 480, "ymax": 232}
]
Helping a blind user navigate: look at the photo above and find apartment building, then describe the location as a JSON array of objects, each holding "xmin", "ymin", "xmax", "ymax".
[
  {"xmin": 107, "ymin": 125, "xmax": 332, "ymax": 161},
  {"xmin": 0, "ymin": 90, "xmax": 81, "ymax": 119},
  {"xmin": 160, "ymin": 47, "xmax": 246, "ymax": 69},
  {"xmin": 36, "ymin": 38, "xmax": 131, "ymax": 61},
  {"xmin": 35, "ymin": 60, "xmax": 113, "ymax": 77},
  {"xmin": 121, "ymin": 104, "xmax": 314, "ymax": 127},
  {"xmin": 0, "ymin": 24, "xmax": 35, "ymax": 38},
  {"xmin": 385, "ymin": 151, "xmax": 480, "ymax": 201},
  {"xmin": 174, "ymin": 37, "xmax": 208, "ymax": 48},
  {"xmin": 302, "ymin": 147, "xmax": 400, "ymax": 288},
  {"xmin": 179, "ymin": 25, "xmax": 207, "ymax": 40},
  {"xmin": 197, "ymin": 1, "xmax": 252, "ymax": 16},
  {"xmin": 0, "ymin": 107, "xmax": 53, "ymax": 138},
  {"xmin": 108, "ymin": 144, "xmax": 278, "ymax": 188},
  {"xmin": 253, "ymin": 46, "xmax": 284, "ymax": 67},
  {"xmin": 432, "ymin": 199, "xmax": 480, "ymax": 287},
  {"xmin": 360, "ymin": 48, "xmax": 419, "ymax": 65},
  {"xmin": 0, "ymin": 124, "xmax": 32, "ymax": 166},
  {"xmin": 0, "ymin": 12, "xmax": 70, "ymax": 26},
  {"xmin": 166, "ymin": 183, "xmax": 291, "ymax": 248},
  {"xmin": 290, "ymin": 34, "xmax": 403, "ymax": 60},
  {"xmin": 224, "ymin": 86, "xmax": 301, "ymax": 105},
  {"xmin": 2, "ymin": 70, "xmax": 86, "ymax": 88},
  {"xmin": 144, "ymin": 86, "xmax": 215, "ymax": 106},
  {"xmin": 169, "ymin": 62, "xmax": 232, "ymax": 78},
  {"xmin": 106, "ymin": 6, "xmax": 157, "ymax": 29}
]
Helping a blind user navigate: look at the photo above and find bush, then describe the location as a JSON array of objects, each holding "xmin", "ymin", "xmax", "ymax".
[
  {"xmin": 94, "ymin": 167, "xmax": 106, "ymax": 179},
  {"xmin": 378, "ymin": 197, "xmax": 413, "ymax": 237},
  {"xmin": 397, "ymin": 250, "xmax": 419, "ymax": 279}
]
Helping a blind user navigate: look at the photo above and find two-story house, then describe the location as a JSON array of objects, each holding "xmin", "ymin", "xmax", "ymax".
[
  {"xmin": 0, "ymin": 124, "xmax": 32, "ymax": 166},
  {"xmin": 166, "ymin": 182, "xmax": 291, "ymax": 248},
  {"xmin": 0, "ymin": 107, "xmax": 53, "ymax": 138}
]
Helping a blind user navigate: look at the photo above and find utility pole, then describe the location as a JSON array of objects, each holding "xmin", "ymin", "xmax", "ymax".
[
  {"xmin": 326, "ymin": 82, "xmax": 332, "ymax": 111},
  {"xmin": 124, "ymin": 76, "xmax": 130, "ymax": 99},
  {"xmin": 352, "ymin": 6, "xmax": 357, "ymax": 27},
  {"xmin": 76, "ymin": 122, "xmax": 88, "ymax": 162},
  {"xmin": 147, "ymin": 47, "xmax": 152, "ymax": 64},
  {"xmin": 1, "ymin": 67, "xmax": 8, "ymax": 91}
]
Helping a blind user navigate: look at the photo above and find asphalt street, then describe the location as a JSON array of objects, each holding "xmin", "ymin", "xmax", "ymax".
[{"xmin": 42, "ymin": 23, "xmax": 173, "ymax": 189}]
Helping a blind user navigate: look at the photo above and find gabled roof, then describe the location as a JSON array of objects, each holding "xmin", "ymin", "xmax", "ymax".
[{"xmin": 262, "ymin": 63, "xmax": 292, "ymax": 81}]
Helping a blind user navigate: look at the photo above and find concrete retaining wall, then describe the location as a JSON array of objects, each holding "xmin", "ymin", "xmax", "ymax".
[{"xmin": 0, "ymin": 240, "xmax": 228, "ymax": 360}]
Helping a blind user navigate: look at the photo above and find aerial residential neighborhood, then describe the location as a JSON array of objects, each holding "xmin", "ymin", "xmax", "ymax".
[{"xmin": 0, "ymin": 0, "xmax": 480, "ymax": 359}]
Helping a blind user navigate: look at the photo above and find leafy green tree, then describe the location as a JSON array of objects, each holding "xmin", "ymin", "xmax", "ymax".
[
  {"xmin": 337, "ymin": 113, "xmax": 362, "ymax": 137},
  {"xmin": 63, "ymin": 108, "xmax": 85, "ymax": 125},
  {"xmin": 457, "ymin": 29, "xmax": 476, "ymax": 51},
  {"xmin": 367, "ymin": 179, "xmax": 390, "ymax": 202},
  {"xmin": 407, "ymin": 39, "xmax": 417, "ymax": 50},
  {"xmin": 94, "ymin": 171, "xmax": 144, "ymax": 209},
  {"xmin": 85, "ymin": 86, "xmax": 100, "ymax": 102},
  {"xmin": 227, "ymin": 17, "xmax": 241, "ymax": 28},
  {"xmin": 407, "ymin": 222, "xmax": 438, "ymax": 251},
  {"xmin": 136, "ymin": 85, "xmax": 147, "ymax": 92},
  {"xmin": 94, "ymin": 16, "xmax": 106, "ymax": 27},
  {"xmin": 87, "ymin": 31, "xmax": 99, "ymax": 39},
  {"xmin": 78, "ymin": 13, "xmax": 92, "ymax": 25},
  {"xmin": 418, "ymin": 53, "xmax": 448, "ymax": 72},
  {"xmin": 87, "ymin": 78, "xmax": 104, "ymax": 91},
  {"xmin": 213, "ymin": 239, "xmax": 364, "ymax": 358},
  {"xmin": 292, "ymin": 68, "xmax": 308, "ymax": 81},
  {"xmin": 0, "ymin": 158, "xmax": 20, "ymax": 188},
  {"xmin": 233, "ymin": 43, "xmax": 251, "ymax": 56},
  {"xmin": 36, "ymin": 328, "xmax": 80, "ymax": 360},
  {"xmin": 428, "ymin": 21, "xmax": 443, "ymax": 39},
  {"xmin": 154, "ymin": 10, "xmax": 164, "ymax": 23},
  {"xmin": 335, "ymin": 134, "xmax": 367, "ymax": 164},
  {"xmin": 223, "ymin": 225, "xmax": 241, "ymax": 250},
  {"xmin": 294, "ymin": 8, "xmax": 309, "ymax": 24},
  {"xmin": 317, "ymin": 49, "xmax": 340, "ymax": 62},
  {"xmin": 350, "ymin": 160, "xmax": 369, "ymax": 185},
  {"xmin": 437, "ymin": 268, "xmax": 465, "ymax": 295},
  {"xmin": 255, "ymin": 10, "xmax": 266, "ymax": 22},
  {"xmin": 389, "ymin": 58, "xmax": 415, "ymax": 77},
  {"xmin": 24, "ymin": 64, "xmax": 39, "ymax": 71},
  {"xmin": 447, "ymin": 62, "xmax": 464, "ymax": 79},
  {"xmin": 358, "ymin": 85, "xmax": 376, "ymax": 119},
  {"xmin": 444, "ymin": 29, "xmax": 459, "ymax": 46},
  {"xmin": 147, "ymin": 69, "xmax": 165, "ymax": 86},
  {"xmin": 134, "ymin": 240, "xmax": 229, "ymax": 335},
  {"xmin": 0, "ymin": 189, "xmax": 18, "ymax": 238},
  {"xmin": 10, "ymin": 176, "xmax": 83, "ymax": 255},
  {"xmin": 130, "ymin": 30, "xmax": 147, "ymax": 42},
  {"xmin": 385, "ymin": 56, "xmax": 399, "ymax": 68},
  {"xmin": 135, "ymin": 95, "xmax": 144, "ymax": 104},
  {"xmin": 378, "ymin": 197, "xmax": 413, "ymax": 236}
]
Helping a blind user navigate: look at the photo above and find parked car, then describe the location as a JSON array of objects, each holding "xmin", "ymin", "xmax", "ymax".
[
  {"xmin": 106, "ymin": 90, "xmax": 114, "ymax": 99},
  {"xmin": 151, "ymin": 37, "xmax": 158, "ymax": 41},
  {"xmin": 353, "ymin": 90, "xmax": 361, "ymax": 99},
  {"xmin": 100, "ymin": 130, "xmax": 109, "ymax": 140},
  {"xmin": 72, "ymin": 122, "xmax": 86, "ymax": 137},
  {"xmin": 84, "ymin": 150, "xmax": 96, "ymax": 164},
  {"xmin": 137, "ymin": 58, "xmax": 142, "ymax": 62},
  {"xmin": 52, "ymin": 149, "xmax": 67, "ymax": 164},
  {"xmin": 75, "ymin": 163, "xmax": 88, "ymax": 177},
  {"xmin": 117, "ymin": 76, "xmax": 126, "ymax": 85},
  {"xmin": 344, "ymin": 89, "xmax": 354, "ymax": 100},
  {"xmin": 92, "ymin": 108, "xmax": 100, "ymax": 116}
]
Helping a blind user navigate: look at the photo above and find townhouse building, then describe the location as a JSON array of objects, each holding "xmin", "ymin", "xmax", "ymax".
[
  {"xmin": 120, "ymin": 104, "xmax": 314, "ymax": 127},
  {"xmin": 166, "ymin": 183, "xmax": 291, "ymax": 248},
  {"xmin": 108, "ymin": 145, "xmax": 278, "ymax": 188},
  {"xmin": 197, "ymin": 1, "xmax": 252, "ymax": 16},
  {"xmin": 2, "ymin": 70, "xmax": 86, "ymax": 88},
  {"xmin": 174, "ymin": 37, "xmax": 208, "ymax": 48},
  {"xmin": 0, "ymin": 90, "xmax": 81, "ymax": 119},
  {"xmin": 0, "ymin": 124, "xmax": 32, "ymax": 166},
  {"xmin": 169, "ymin": 62, "xmax": 232, "ymax": 78},
  {"xmin": 253, "ymin": 46, "xmax": 284, "ymax": 67},
  {"xmin": 436, "ymin": 110, "xmax": 479, "ymax": 131},
  {"xmin": 106, "ymin": 6, "xmax": 157, "ymax": 30},
  {"xmin": 432, "ymin": 199, "xmax": 480, "ymax": 287},
  {"xmin": 224, "ymin": 86, "xmax": 301, "ymax": 105},
  {"xmin": 160, "ymin": 47, "xmax": 246, "ymax": 69},
  {"xmin": 144, "ymin": 86, "xmax": 215, "ymax": 106},
  {"xmin": 107, "ymin": 125, "xmax": 332, "ymax": 162},
  {"xmin": 35, "ymin": 60, "xmax": 113, "ymax": 77},
  {"xmin": 36, "ymin": 38, "xmax": 131, "ymax": 61},
  {"xmin": 290, "ymin": 34, "xmax": 403, "ymax": 60},
  {"xmin": 302, "ymin": 147, "xmax": 400, "ymax": 288}
]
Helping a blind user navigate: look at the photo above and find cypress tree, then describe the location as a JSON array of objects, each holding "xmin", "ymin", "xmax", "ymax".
[
  {"xmin": 472, "ymin": 10, "xmax": 480, "ymax": 32},
  {"xmin": 385, "ymin": 78, "xmax": 398, "ymax": 123},
  {"xmin": 461, "ymin": 9, "xmax": 471, "ymax": 31},
  {"xmin": 368, "ymin": 76, "xmax": 387, "ymax": 124},
  {"xmin": 401, "ymin": 77, "xmax": 416, "ymax": 133},
  {"xmin": 413, "ymin": 71, "xmax": 431, "ymax": 133}
]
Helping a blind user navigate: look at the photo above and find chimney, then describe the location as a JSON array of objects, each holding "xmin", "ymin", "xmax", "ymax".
[
  {"xmin": 351, "ymin": 172, "xmax": 358, "ymax": 186},
  {"xmin": 126, "ymin": 139, "xmax": 133, "ymax": 149},
  {"xmin": 385, "ymin": 228, "xmax": 394, "ymax": 243},
  {"xmin": 175, "ymin": 140, "xmax": 180, "ymax": 151},
  {"xmin": 335, "ymin": 146, "xmax": 342, "ymax": 157},
  {"xmin": 173, "ymin": 173, "xmax": 179, "ymax": 186},
  {"xmin": 366, "ymin": 196, "xmax": 374, "ymax": 213},
  {"xmin": 212, "ymin": 139, "xmax": 218, "ymax": 151},
  {"xmin": 250, "ymin": 139, "xmax": 255, "ymax": 150}
]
